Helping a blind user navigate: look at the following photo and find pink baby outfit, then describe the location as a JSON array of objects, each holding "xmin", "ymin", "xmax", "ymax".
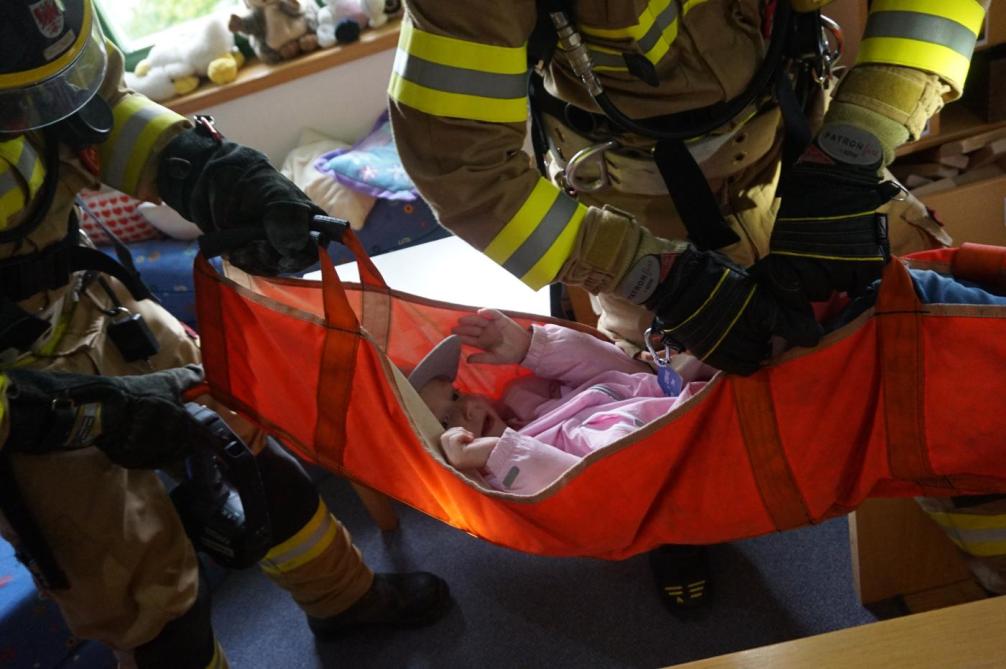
[{"xmin": 482, "ymin": 325, "xmax": 705, "ymax": 494}]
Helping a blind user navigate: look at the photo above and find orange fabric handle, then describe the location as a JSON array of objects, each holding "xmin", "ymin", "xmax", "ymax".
[{"xmin": 952, "ymin": 243, "xmax": 1006, "ymax": 296}]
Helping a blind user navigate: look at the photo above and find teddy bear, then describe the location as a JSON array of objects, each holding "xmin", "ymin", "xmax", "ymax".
[
  {"xmin": 229, "ymin": 0, "xmax": 319, "ymax": 64},
  {"xmin": 125, "ymin": 17, "xmax": 245, "ymax": 102}
]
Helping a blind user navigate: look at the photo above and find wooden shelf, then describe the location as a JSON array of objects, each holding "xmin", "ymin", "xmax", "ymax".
[
  {"xmin": 164, "ymin": 20, "xmax": 401, "ymax": 116},
  {"xmin": 897, "ymin": 103, "xmax": 1006, "ymax": 158}
]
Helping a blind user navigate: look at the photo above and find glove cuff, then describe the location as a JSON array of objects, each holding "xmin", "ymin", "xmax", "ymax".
[
  {"xmin": 5, "ymin": 370, "xmax": 103, "ymax": 453},
  {"xmin": 828, "ymin": 65, "xmax": 948, "ymax": 146}
]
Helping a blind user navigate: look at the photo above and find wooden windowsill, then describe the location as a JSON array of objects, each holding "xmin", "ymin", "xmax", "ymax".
[{"xmin": 164, "ymin": 20, "xmax": 401, "ymax": 116}]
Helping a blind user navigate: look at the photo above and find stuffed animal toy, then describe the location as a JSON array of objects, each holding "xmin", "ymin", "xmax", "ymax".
[
  {"xmin": 125, "ymin": 18, "xmax": 244, "ymax": 102},
  {"xmin": 315, "ymin": 0, "xmax": 399, "ymax": 46},
  {"xmin": 316, "ymin": 0, "xmax": 364, "ymax": 48},
  {"xmin": 229, "ymin": 0, "xmax": 320, "ymax": 64}
]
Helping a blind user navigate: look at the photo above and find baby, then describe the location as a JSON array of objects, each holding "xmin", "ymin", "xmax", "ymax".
[
  {"xmin": 409, "ymin": 309, "xmax": 707, "ymax": 494},
  {"xmin": 410, "ymin": 266, "xmax": 1006, "ymax": 494}
]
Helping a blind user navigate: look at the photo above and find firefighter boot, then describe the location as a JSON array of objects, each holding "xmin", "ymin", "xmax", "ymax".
[
  {"xmin": 306, "ymin": 572, "xmax": 452, "ymax": 639},
  {"xmin": 649, "ymin": 544, "xmax": 711, "ymax": 615}
]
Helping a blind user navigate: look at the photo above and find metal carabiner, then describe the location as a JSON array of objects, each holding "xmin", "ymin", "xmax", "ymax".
[
  {"xmin": 561, "ymin": 140, "xmax": 619, "ymax": 194},
  {"xmin": 813, "ymin": 14, "xmax": 844, "ymax": 84},
  {"xmin": 643, "ymin": 327, "xmax": 675, "ymax": 368}
]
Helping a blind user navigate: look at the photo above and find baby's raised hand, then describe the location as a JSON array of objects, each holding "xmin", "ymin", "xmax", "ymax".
[
  {"xmin": 440, "ymin": 426, "xmax": 497, "ymax": 470},
  {"xmin": 452, "ymin": 308, "xmax": 531, "ymax": 365}
]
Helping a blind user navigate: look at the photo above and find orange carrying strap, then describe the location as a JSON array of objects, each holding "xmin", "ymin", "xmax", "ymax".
[
  {"xmin": 952, "ymin": 243, "xmax": 1006, "ymax": 296},
  {"xmin": 874, "ymin": 258, "xmax": 944, "ymax": 489},
  {"xmin": 732, "ymin": 374, "xmax": 811, "ymax": 531}
]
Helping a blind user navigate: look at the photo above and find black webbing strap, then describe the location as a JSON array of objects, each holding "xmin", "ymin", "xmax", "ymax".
[
  {"xmin": 653, "ymin": 139, "xmax": 740, "ymax": 251},
  {"xmin": 75, "ymin": 196, "xmax": 146, "ymax": 283},
  {"xmin": 0, "ymin": 213, "xmax": 154, "ymax": 303},
  {"xmin": 775, "ymin": 72, "xmax": 814, "ymax": 170},
  {"xmin": 527, "ymin": 73, "xmax": 553, "ymax": 175}
]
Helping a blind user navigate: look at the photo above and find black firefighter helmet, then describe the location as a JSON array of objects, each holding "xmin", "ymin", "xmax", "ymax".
[{"xmin": 0, "ymin": 0, "xmax": 108, "ymax": 134}]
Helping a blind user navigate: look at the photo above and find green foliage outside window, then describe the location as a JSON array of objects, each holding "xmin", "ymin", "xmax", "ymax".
[
  {"xmin": 119, "ymin": 0, "xmax": 227, "ymax": 39},
  {"xmin": 94, "ymin": 0, "xmax": 245, "ymax": 70}
]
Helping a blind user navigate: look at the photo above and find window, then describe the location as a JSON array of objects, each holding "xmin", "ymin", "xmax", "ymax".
[{"xmin": 93, "ymin": 0, "xmax": 243, "ymax": 69}]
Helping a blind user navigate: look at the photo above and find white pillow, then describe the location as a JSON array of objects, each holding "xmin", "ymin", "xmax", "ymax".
[{"xmin": 137, "ymin": 202, "xmax": 202, "ymax": 240}]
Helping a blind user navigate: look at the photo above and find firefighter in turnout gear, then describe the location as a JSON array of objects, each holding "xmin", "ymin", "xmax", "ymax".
[
  {"xmin": 0, "ymin": 1, "xmax": 449, "ymax": 666},
  {"xmin": 388, "ymin": 0, "xmax": 1002, "ymax": 610}
]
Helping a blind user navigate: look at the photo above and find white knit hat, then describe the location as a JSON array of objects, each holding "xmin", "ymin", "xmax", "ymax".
[{"xmin": 407, "ymin": 335, "xmax": 461, "ymax": 391}]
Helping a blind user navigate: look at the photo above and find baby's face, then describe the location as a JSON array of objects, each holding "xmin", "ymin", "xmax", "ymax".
[{"xmin": 418, "ymin": 378, "xmax": 506, "ymax": 438}]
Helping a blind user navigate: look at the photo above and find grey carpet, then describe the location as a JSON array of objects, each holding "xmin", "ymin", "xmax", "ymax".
[{"xmin": 211, "ymin": 473, "xmax": 877, "ymax": 668}]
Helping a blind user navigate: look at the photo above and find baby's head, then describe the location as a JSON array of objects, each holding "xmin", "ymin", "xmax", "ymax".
[{"xmin": 409, "ymin": 335, "xmax": 506, "ymax": 438}]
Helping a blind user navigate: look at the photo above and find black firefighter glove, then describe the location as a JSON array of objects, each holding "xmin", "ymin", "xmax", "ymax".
[
  {"xmin": 4, "ymin": 365, "xmax": 216, "ymax": 469},
  {"xmin": 158, "ymin": 118, "xmax": 322, "ymax": 275},
  {"xmin": 756, "ymin": 123, "xmax": 903, "ymax": 308},
  {"xmin": 645, "ymin": 246, "xmax": 822, "ymax": 376}
]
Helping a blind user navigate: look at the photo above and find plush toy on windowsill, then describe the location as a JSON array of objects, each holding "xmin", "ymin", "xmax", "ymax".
[
  {"xmin": 315, "ymin": 0, "xmax": 401, "ymax": 47},
  {"xmin": 125, "ymin": 17, "xmax": 245, "ymax": 102},
  {"xmin": 229, "ymin": 0, "xmax": 320, "ymax": 64}
]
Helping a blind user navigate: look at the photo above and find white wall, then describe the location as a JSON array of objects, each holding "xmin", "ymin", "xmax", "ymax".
[{"xmin": 193, "ymin": 48, "xmax": 397, "ymax": 164}]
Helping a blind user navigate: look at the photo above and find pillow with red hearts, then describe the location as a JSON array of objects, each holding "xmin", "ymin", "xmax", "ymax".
[{"xmin": 77, "ymin": 187, "xmax": 163, "ymax": 245}]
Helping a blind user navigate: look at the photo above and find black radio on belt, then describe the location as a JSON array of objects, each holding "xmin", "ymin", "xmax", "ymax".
[
  {"xmin": 106, "ymin": 307, "xmax": 160, "ymax": 362},
  {"xmin": 170, "ymin": 403, "xmax": 272, "ymax": 569}
]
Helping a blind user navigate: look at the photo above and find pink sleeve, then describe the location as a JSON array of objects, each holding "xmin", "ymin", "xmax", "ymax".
[
  {"xmin": 521, "ymin": 324, "xmax": 649, "ymax": 387},
  {"xmin": 482, "ymin": 428, "xmax": 581, "ymax": 494}
]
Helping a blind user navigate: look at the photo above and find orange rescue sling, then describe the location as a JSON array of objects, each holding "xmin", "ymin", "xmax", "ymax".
[{"xmin": 194, "ymin": 237, "xmax": 1006, "ymax": 560}]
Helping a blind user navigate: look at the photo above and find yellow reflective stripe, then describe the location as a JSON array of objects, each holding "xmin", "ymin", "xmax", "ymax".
[
  {"xmin": 259, "ymin": 499, "xmax": 338, "ymax": 575},
  {"xmin": 0, "ymin": 137, "xmax": 45, "ymax": 199},
  {"xmin": 99, "ymin": 95, "xmax": 185, "ymax": 195},
  {"xmin": 389, "ymin": 71, "xmax": 529, "ymax": 123},
  {"xmin": 0, "ymin": 170, "xmax": 27, "ymax": 229},
  {"xmin": 0, "ymin": 375, "xmax": 8, "ymax": 427},
  {"xmin": 26, "ymin": 153, "xmax": 45, "ymax": 197},
  {"xmin": 204, "ymin": 640, "xmax": 226, "ymax": 669},
  {"xmin": 0, "ymin": 5, "xmax": 93, "ymax": 89},
  {"xmin": 927, "ymin": 510, "xmax": 1006, "ymax": 532},
  {"xmin": 483, "ymin": 178, "xmax": 587, "ymax": 290},
  {"xmin": 856, "ymin": 37, "xmax": 972, "ymax": 90},
  {"xmin": 397, "ymin": 18, "xmax": 526, "ymax": 74},
  {"xmin": 484, "ymin": 179, "xmax": 557, "ymax": 264},
  {"xmin": 522, "ymin": 202, "xmax": 586, "ymax": 290},
  {"xmin": 869, "ymin": 0, "xmax": 986, "ymax": 34},
  {"xmin": 945, "ymin": 537, "xmax": 1006, "ymax": 557},
  {"xmin": 0, "ymin": 135, "xmax": 47, "ymax": 228},
  {"xmin": 580, "ymin": 0, "xmax": 708, "ymax": 65},
  {"xmin": 390, "ymin": 20, "xmax": 529, "ymax": 123}
]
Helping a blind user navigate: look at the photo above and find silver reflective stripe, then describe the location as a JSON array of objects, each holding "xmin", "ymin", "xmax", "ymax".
[
  {"xmin": 946, "ymin": 526, "xmax": 1006, "ymax": 545},
  {"xmin": 13, "ymin": 141, "xmax": 38, "ymax": 185},
  {"xmin": 865, "ymin": 11, "xmax": 978, "ymax": 57},
  {"xmin": 262, "ymin": 511, "xmax": 333, "ymax": 569},
  {"xmin": 502, "ymin": 192, "xmax": 580, "ymax": 277},
  {"xmin": 589, "ymin": 48, "xmax": 627, "ymax": 69},
  {"xmin": 638, "ymin": 1, "xmax": 679, "ymax": 55},
  {"xmin": 393, "ymin": 49, "xmax": 528, "ymax": 100},
  {"xmin": 103, "ymin": 104, "xmax": 164, "ymax": 190},
  {"xmin": 0, "ymin": 170, "xmax": 20, "ymax": 200}
]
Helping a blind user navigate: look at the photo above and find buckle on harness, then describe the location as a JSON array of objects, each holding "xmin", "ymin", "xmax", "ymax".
[{"xmin": 560, "ymin": 140, "xmax": 619, "ymax": 194}]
